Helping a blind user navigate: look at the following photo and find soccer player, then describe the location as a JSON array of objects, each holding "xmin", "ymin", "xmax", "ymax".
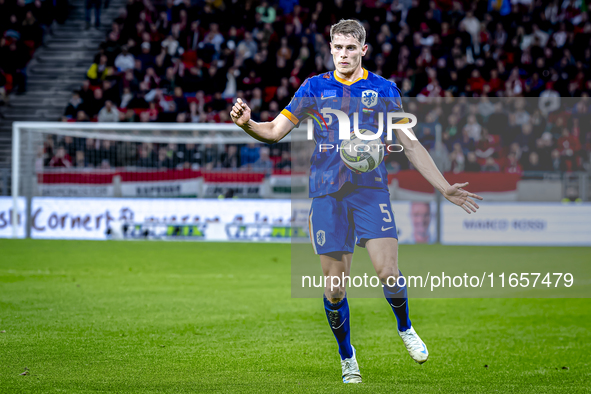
[{"xmin": 230, "ymin": 19, "xmax": 483, "ymax": 383}]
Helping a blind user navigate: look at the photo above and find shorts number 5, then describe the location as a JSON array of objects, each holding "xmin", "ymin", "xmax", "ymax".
[{"xmin": 379, "ymin": 203, "xmax": 392, "ymax": 223}]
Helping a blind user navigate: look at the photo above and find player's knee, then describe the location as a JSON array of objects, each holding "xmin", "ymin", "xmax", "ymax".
[
  {"xmin": 377, "ymin": 268, "xmax": 398, "ymax": 285},
  {"xmin": 325, "ymin": 286, "xmax": 345, "ymax": 303}
]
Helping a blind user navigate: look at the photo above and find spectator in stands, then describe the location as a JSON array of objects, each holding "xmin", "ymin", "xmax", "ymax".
[
  {"xmin": 83, "ymin": 138, "xmax": 97, "ymax": 167},
  {"xmin": 257, "ymin": 2, "xmax": 276, "ymax": 24},
  {"xmin": 160, "ymin": 67, "xmax": 178, "ymax": 94},
  {"xmin": 275, "ymin": 151, "xmax": 291, "ymax": 172},
  {"xmin": 482, "ymin": 157, "xmax": 500, "ymax": 172},
  {"xmin": 534, "ymin": 132, "xmax": 554, "ymax": 169},
  {"xmin": 115, "ymin": 46, "xmax": 135, "ymax": 72},
  {"xmin": 98, "ymin": 140, "xmax": 116, "ymax": 168},
  {"xmin": 253, "ymin": 147, "xmax": 273, "ymax": 176},
  {"xmin": 176, "ymin": 112, "xmax": 187, "ymax": 123},
  {"xmin": 523, "ymin": 152, "xmax": 543, "ymax": 172},
  {"xmin": 467, "ymin": 69, "xmax": 486, "ymax": 95},
  {"xmin": 240, "ymin": 143, "xmax": 260, "ymax": 167},
  {"xmin": 154, "ymin": 90, "xmax": 174, "ymax": 119},
  {"xmin": 87, "ymin": 55, "xmax": 112, "ymax": 82},
  {"xmin": 144, "ymin": 67, "xmax": 160, "ymax": 89},
  {"xmin": 512, "ymin": 100, "xmax": 531, "ymax": 127},
  {"xmin": 74, "ymin": 151, "xmax": 85, "ymax": 168},
  {"xmin": 221, "ymin": 145, "xmax": 240, "ymax": 169},
  {"xmin": 138, "ymin": 42, "xmax": 155, "ymax": 71},
  {"xmin": 475, "ymin": 129, "xmax": 496, "ymax": 160},
  {"xmin": 0, "ymin": 40, "xmax": 29, "ymax": 94},
  {"xmin": 463, "ymin": 115, "xmax": 482, "ymax": 142},
  {"xmin": 49, "ymin": 146, "xmax": 72, "ymax": 167},
  {"xmin": 85, "ymin": 0, "xmax": 101, "ymax": 29},
  {"xmin": 86, "ymin": 88, "xmax": 105, "ymax": 118},
  {"xmin": 32, "ymin": 0, "xmax": 55, "ymax": 35},
  {"xmin": 76, "ymin": 110, "xmax": 90, "ymax": 122},
  {"xmin": 550, "ymin": 149, "xmax": 566, "ymax": 172},
  {"xmin": 162, "ymin": 35, "xmax": 181, "ymax": 57},
  {"xmin": 539, "ymin": 82, "xmax": 561, "ymax": 115},
  {"xmin": 132, "ymin": 60, "xmax": 144, "ymax": 83},
  {"xmin": 173, "ymin": 86, "xmax": 188, "ymax": 114},
  {"xmin": 102, "ymin": 80, "xmax": 120, "ymax": 105},
  {"xmin": 465, "ymin": 152, "xmax": 481, "ymax": 172},
  {"xmin": 487, "ymin": 102, "xmax": 511, "ymax": 146},
  {"xmin": 78, "ymin": 79, "xmax": 94, "ymax": 103},
  {"xmin": 165, "ymin": 143, "xmax": 182, "ymax": 168},
  {"xmin": 449, "ymin": 143, "xmax": 465, "ymax": 174},
  {"xmin": 62, "ymin": 136, "xmax": 79, "ymax": 159},
  {"xmin": 120, "ymin": 87, "xmax": 133, "ymax": 109},
  {"xmin": 179, "ymin": 143, "xmax": 201, "ymax": 169},
  {"xmin": 515, "ymin": 123, "xmax": 536, "ymax": 154},
  {"xmin": 237, "ymin": 31, "xmax": 257, "ymax": 60},
  {"xmin": 157, "ymin": 147, "xmax": 174, "ymax": 169},
  {"xmin": 417, "ymin": 111, "xmax": 438, "ymax": 150},
  {"xmin": 507, "ymin": 142, "xmax": 523, "ymax": 164},
  {"xmin": 21, "ymin": 11, "xmax": 43, "ymax": 47},
  {"xmin": 121, "ymin": 68, "xmax": 139, "ymax": 93},
  {"xmin": 457, "ymin": 128, "xmax": 476, "ymax": 155},
  {"xmin": 136, "ymin": 144, "xmax": 155, "ymax": 168},
  {"xmin": 146, "ymin": 101, "xmax": 159, "ymax": 121},
  {"xmin": 127, "ymin": 89, "xmax": 148, "ymax": 110},
  {"xmin": 64, "ymin": 91, "xmax": 84, "ymax": 119},
  {"xmin": 189, "ymin": 100, "xmax": 204, "ymax": 123},
  {"xmin": 557, "ymin": 128, "xmax": 582, "ymax": 171},
  {"xmin": 97, "ymin": 100, "xmax": 120, "ymax": 122},
  {"xmin": 121, "ymin": 108, "xmax": 136, "ymax": 122},
  {"xmin": 201, "ymin": 23, "xmax": 224, "ymax": 54},
  {"xmin": 504, "ymin": 152, "xmax": 523, "ymax": 174},
  {"xmin": 202, "ymin": 144, "xmax": 218, "ymax": 170},
  {"xmin": 529, "ymin": 108, "xmax": 547, "ymax": 136}
]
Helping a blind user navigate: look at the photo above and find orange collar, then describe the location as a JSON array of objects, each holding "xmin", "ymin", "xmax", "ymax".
[{"xmin": 333, "ymin": 68, "xmax": 368, "ymax": 86}]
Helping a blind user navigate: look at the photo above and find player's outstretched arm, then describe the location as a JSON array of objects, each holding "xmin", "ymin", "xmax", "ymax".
[
  {"xmin": 230, "ymin": 98, "xmax": 294, "ymax": 144},
  {"xmin": 394, "ymin": 128, "xmax": 483, "ymax": 214}
]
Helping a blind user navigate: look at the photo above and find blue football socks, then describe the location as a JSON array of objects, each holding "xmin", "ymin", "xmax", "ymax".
[
  {"xmin": 383, "ymin": 270, "xmax": 412, "ymax": 332},
  {"xmin": 323, "ymin": 294, "xmax": 353, "ymax": 360}
]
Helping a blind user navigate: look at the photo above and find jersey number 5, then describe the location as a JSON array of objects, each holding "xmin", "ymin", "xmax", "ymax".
[{"xmin": 379, "ymin": 204, "xmax": 392, "ymax": 223}]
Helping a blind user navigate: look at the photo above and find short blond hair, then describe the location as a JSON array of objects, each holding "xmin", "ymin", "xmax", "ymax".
[{"xmin": 330, "ymin": 19, "xmax": 366, "ymax": 46}]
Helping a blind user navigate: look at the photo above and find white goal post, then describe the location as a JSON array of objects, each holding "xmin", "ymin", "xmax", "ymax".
[{"xmin": 11, "ymin": 121, "xmax": 309, "ymax": 238}]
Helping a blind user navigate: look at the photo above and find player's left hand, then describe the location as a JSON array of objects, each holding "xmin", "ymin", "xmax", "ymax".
[{"xmin": 443, "ymin": 182, "xmax": 483, "ymax": 214}]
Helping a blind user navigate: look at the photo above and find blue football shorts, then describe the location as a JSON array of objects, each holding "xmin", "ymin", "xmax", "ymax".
[{"xmin": 308, "ymin": 184, "xmax": 398, "ymax": 255}]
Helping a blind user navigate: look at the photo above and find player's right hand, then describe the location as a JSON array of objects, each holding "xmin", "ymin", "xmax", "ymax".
[{"xmin": 230, "ymin": 98, "xmax": 251, "ymax": 127}]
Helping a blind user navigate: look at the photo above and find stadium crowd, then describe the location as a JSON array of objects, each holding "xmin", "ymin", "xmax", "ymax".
[
  {"xmin": 0, "ymin": 0, "xmax": 66, "ymax": 100},
  {"xmin": 43, "ymin": 137, "xmax": 291, "ymax": 173},
  {"xmin": 52, "ymin": 0, "xmax": 591, "ymax": 174}
]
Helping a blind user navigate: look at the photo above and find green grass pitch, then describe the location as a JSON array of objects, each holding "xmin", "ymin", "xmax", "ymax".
[{"xmin": 1, "ymin": 239, "xmax": 590, "ymax": 393}]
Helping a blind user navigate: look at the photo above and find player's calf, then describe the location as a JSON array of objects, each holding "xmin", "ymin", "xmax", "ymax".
[
  {"xmin": 324, "ymin": 294, "xmax": 354, "ymax": 360},
  {"xmin": 383, "ymin": 269, "xmax": 412, "ymax": 332}
]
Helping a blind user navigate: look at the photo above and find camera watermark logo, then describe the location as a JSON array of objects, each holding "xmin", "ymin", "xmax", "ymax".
[{"xmin": 304, "ymin": 109, "xmax": 418, "ymax": 142}]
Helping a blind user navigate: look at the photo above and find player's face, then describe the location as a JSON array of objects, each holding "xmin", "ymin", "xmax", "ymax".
[{"xmin": 330, "ymin": 34, "xmax": 367, "ymax": 76}]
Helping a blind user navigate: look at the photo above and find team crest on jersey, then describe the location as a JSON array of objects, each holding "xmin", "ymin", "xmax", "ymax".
[
  {"xmin": 316, "ymin": 230, "xmax": 326, "ymax": 246},
  {"xmin": 362, "ymin": 90, "xmax": 378, "ymax": 108}
]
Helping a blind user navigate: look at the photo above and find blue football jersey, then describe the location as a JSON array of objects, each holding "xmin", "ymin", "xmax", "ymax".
[{"xmin": 282, "ymin": 69, "xmax": 404, "ymax": 198}]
